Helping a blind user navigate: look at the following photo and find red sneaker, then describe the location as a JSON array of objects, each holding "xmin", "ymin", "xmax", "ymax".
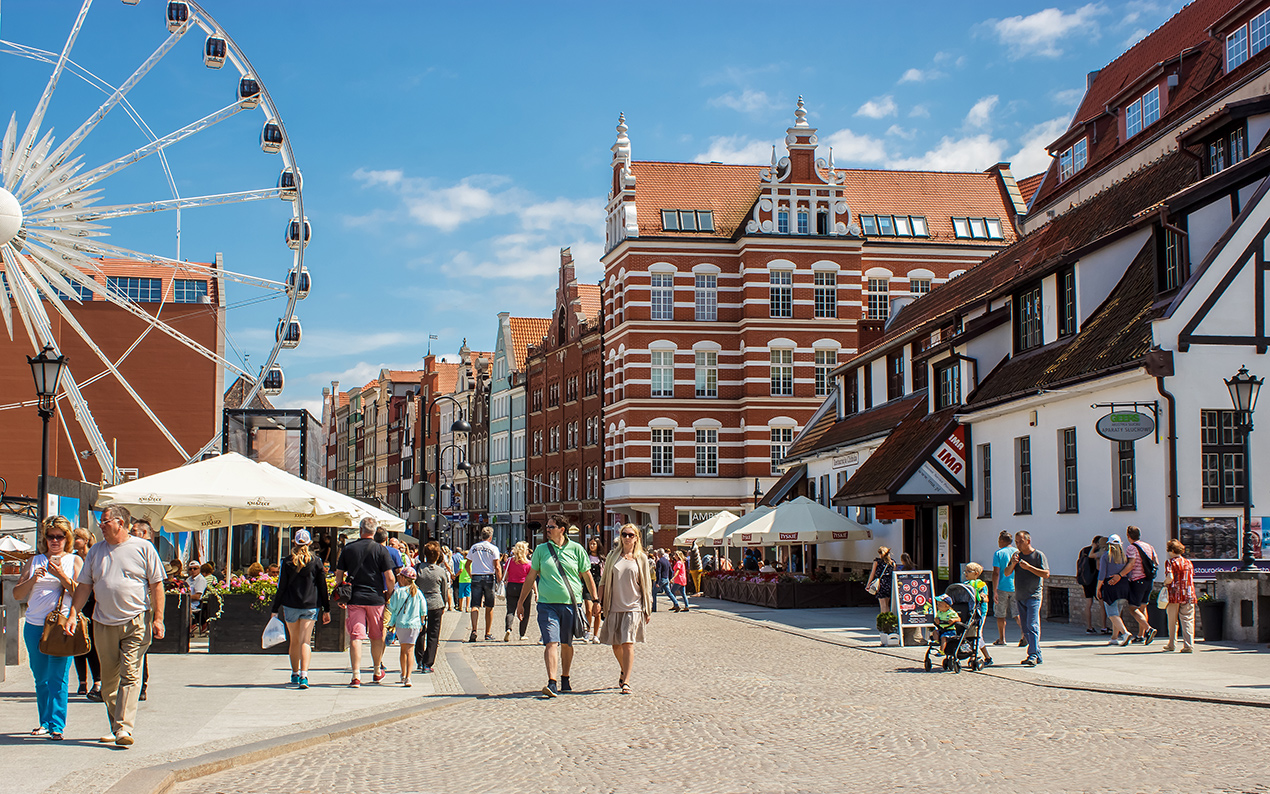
[
  {"xmin": 372, "ymin": 669, "xmax": 386, "ymax": 684},
  {"xmin": 348, "ymin": 678, "xmax": 361, "ymax": 688}
]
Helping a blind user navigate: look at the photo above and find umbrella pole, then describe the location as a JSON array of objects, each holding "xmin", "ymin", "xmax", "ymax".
[
  {"xmin": 255, "ymin": 523, "xmax": 263, "ymax": 566},
  {"xmin": 227, "ymin": 510, "xmax": 234, "ymax": 576}
]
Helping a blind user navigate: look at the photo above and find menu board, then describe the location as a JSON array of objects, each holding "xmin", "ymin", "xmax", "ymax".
[{"xmin": 893, "ymin": 569, "xmax": 936, "ymax": 645}]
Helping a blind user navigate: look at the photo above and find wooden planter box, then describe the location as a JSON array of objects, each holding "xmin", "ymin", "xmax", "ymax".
[
  {"xmin": 313, "ymin": 606, "xmax": 347, "ymax": 652},
  {"xmin": 209, "ymin": 593, "xmax": 287, "ymax": 654},
  {"xmin": 842, "ymin": 580, "xmax": 873, "ymax": 607},
  {"xmin": 793, "ymin": 582, "xmax": 848, "ymax": 609},
  {"xmin": 149, "ymin": 593, "xmax": 191, "ymax": 654}
]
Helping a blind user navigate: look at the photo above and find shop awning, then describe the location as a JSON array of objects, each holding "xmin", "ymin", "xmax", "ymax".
[{"xmin": 760, "ymin": 464, "xmax": 807, "ymax": 506}]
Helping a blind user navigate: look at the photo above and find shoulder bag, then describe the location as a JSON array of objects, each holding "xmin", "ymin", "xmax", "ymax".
[
  {"xmin": 40, "ymin": 586, "xmax": 90, "ymax": 658},
  {"xmin": 546, "ymin": 541, "xmax": 589, "ymax": 640}
]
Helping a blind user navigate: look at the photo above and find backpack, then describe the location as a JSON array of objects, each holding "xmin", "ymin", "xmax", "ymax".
[
  {"xmin": 1132, "ymin": 541, "xmax": 1158, "ymax": 582},
  {"xmin": 1075, "ymin": 546, "xmax": 1094, "ymax": 586}
]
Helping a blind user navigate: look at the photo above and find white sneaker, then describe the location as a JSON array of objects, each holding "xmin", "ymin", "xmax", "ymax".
[
  {"xmin": 503, "ymin": 629, "xmax": 512, "ymax": 642},
  {"xmin": 590, "ymin": 636, "xmax": 601, "ymax": 644}
]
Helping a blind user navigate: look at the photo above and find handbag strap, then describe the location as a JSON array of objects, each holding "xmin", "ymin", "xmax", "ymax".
[{"xmin": 545, "ymin": 541, "xmax": 579, "ymax": 608}]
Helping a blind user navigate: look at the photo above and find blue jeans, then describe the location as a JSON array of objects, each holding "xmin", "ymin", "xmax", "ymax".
[
  {"xmin": 672, "ymin": 582, "xmax": 690, "ymax": 609},
  {"xmin": 24, "ymin": 621, "xmax": 72, "ymax": 733},
  {"xmin": 657, "ymin": 578, "xmax": 682, "ymax": 610},
  {"xmin": 1017, "ymin": 596, "xmax": 1042, "ymax": 662}
]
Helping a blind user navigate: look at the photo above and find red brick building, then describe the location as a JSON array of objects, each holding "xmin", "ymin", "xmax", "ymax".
[
  {"xmin": 525, "ymin": 249, "xmax": 604, "ymax": 535},
  {"xmin": 0, "ymin": 258, "xmax": 223, "ymax": 496},
  {"xmin": 601, "ymin": 101, "xmax": 1025, "ymax": 545}
]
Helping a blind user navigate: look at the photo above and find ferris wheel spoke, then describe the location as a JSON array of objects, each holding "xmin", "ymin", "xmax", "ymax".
[
  {"xmin": 21, "ymin": 241, "xmax": 255, "ymax": 380},
  {"xmin": 15, "ymin": 129, "xmax": 57, "ymax": 200},
  {"xmin": 1, "ymin": 248, "xmax": 43, "ymax": 348},
  {"xmin": 43, "ymin": 236, "xmax": 291, "ymax": 293},
  {"xmin": 1, "ymin": 114, "xmax": 18, "ymax": 186},
  {"xmin": 52, "ymin": 370, "xmax": 117, "ymax": 480},
  {"xmin": 58, "ymin": 102, "xmax": 245, "ymax": 196},
  {"xmin": 28, "ymin": 188, "xmax": 284, "ymax": 223},
  {"xmin": 6, "ymin": 0, "xmax": 92, "ymax": 190},
  {"xmin": 33, "ymin": 20, "xmax": 195, "ymax": 191}
]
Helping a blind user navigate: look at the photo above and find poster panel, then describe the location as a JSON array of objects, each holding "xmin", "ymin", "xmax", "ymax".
[
  {"xmin": 937, "ymin": 505, "xmax": 950, "ymax": 579},
  {"xmin": 893, "ymin": 569, "xmax": 935, "ymax": 647}
]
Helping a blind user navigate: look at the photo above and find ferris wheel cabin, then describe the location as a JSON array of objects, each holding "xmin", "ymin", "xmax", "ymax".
[
  {"xmin": 286, "ymin": 266, "xmax": 311, "ymax": 299},
  {"xmin": 261, "ymin": 122, "xmax": 283, "ymax": 154},
  {"xmin": 261, "ymin": 366, "xmax": 284, "ymax": 396},
  {"xmin": 166, "ymin": 2, "xmax": 189, "ymax": 32},
  {"xmin": 277, "ymin": 168, "xmax": 298, "ymax": 200},
  {"xmin": 285, "ymin": 217, "xmax": 310, "ymax": 250},
  {"xmin": 204, "ymin": 36, "xmax": 227, "ymax": 69},
  {"xmin": 238, "ymin": 77, "xmax": 261, "ymax": 109},
  {"xmin": 276, "ymin": 318, "xmax": 302, "ymax": 349}
]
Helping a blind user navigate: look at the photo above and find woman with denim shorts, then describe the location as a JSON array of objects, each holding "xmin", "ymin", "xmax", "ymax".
[{"xmin": 270, "ymin": 529, "xmax": 330, "ymax": 689}]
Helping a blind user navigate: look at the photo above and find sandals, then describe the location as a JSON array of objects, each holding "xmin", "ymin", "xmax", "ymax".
[
  {"xmin": 620, "ymin": 681, "xmax": 632, "ymax": 695},
  {"xmin": 31, "ymin": 726, "xmax": 48, "ymax": 737}
]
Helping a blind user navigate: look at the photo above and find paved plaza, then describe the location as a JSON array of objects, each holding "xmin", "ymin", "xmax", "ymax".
[{"xmin": 174, "ymin": 602, "xmax": 1267, "ymax": 794}]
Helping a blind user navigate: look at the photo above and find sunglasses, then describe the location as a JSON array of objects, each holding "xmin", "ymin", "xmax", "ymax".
[
  {"xmin": 620, "ymin": 533, "xmax": 636, "ymax": 538},
  {"xmin": 46, "ymin": 534, "xmax": 66, "ymax": 541}
]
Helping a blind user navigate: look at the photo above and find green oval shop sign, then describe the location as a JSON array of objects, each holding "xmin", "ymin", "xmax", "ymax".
[{"xmin": 1095, "ymin": 411, "xmax": 1155, "ymax": 442}]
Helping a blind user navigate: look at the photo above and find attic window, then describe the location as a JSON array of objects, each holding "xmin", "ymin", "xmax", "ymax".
[
  {"xmin": 1225, "ymin": 9, "xmax": 1270, "ymax": 72},
  {"xmin": 1058, "ymin": 138, "xmax": 1087, "ymax": 181},
  {"xmin": 859, "ymin": 215, "xmax": 930, "ymax": 238},
  {"xmin": 1125, "ymin": 86, "xmax": 1160, "ymax": 138},
  {"xmin": 951, "ymin": 217, "xmax": 1003, "ymax": 240},
  {"xmin": 662, "ymin": 210, "xmax": 714, "ymax": 232}
]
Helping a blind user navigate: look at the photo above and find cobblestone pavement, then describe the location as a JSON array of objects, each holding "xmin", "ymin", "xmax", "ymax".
[{"xmin": 178, "ymin": 610, "xmax": 1270, "ymax": 794}]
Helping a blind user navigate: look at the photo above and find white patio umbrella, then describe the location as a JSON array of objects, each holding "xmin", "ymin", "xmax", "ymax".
[
  {"xmin": 721, "ymin": 505, "xmax": 775, "ymax": 547},
  {"xmin": 673, "ymin": 510, "xmax": 738, "ymax": 546},
  {"xmin": 259, "ymin": 463, "xmax": 406, "ymax": 533},
  {"xmin": 0, "ymin": 535, "xmax": 34, "ymax": 553},
  {"xmin": 734, "ymin": 496, "xmax": 873, "ymax": 545}
]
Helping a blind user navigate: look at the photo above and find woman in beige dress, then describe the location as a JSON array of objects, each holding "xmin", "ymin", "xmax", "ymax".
[{"xmin": 596, "ymin": 523, "xmax": 653, "ymax": 694}]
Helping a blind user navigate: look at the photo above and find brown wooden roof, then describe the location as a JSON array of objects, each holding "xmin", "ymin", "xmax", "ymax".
[
  {"xmin": 832, "ymin": 402, "xmax": 958, "ymax": 505},
  {"xmin": 785, "ymin": 391, "xmax": 927, "ymax": 461},
  {"xmin": 224, "ymin": 375, "xmax": 274, "ymax": 410}
]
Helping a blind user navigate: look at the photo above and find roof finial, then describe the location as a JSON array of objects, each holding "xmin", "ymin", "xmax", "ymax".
[
  {"xmin": 616, "ymin": 112, "xmax": 628, "ymax": 143},
  {"xmin": 794, "ymin": 95, "xmax": 808, "ymax": 127},
  {"xmin": 612, "ymin": 112, "xmax": 632, "ymax": 164}
]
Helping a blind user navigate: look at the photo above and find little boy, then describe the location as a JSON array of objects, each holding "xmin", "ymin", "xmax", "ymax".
[
  {"xmin": 934, "ymin": 594, "xmax": 962, "ymax": 655},
  {"xmin": 964, "ymin": 562, "xmax": 993, "ymax": 667}
]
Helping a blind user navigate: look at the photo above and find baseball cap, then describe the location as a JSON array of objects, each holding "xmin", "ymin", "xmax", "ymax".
[
  {"xmin": 1107, "ymin": 533, "xmax": 1122, "ymax": 545},
  {"xmin": 936, "ymin": 594, "xmax": 952, "ymax": 604},
  {"xmin": 292, "ymin": 529, "xmax": 312, "ymax": 545},
  {"xmin": 399, "ymin": 566, "xmax": 417, "ymax": 579}
]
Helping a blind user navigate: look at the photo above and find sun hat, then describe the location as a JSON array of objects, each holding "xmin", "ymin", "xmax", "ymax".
[{"xmin": 292, "ymin": 529, "xmax": 312, "ymax": 545}]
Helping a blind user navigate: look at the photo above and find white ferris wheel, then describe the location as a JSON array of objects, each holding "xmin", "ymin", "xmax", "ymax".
[{"xmin": 0, "ymin": 0, "xmax": 310, "ymax": 485}]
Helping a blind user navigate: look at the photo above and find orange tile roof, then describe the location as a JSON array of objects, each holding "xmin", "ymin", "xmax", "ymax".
[
  {"xmin": 337, "ymin": 392, "xmax": 349, "ymax": 408},
  {"xmin": 1016, "ymin": 173, "xmax": 1044, "ymax": 207},
  {"xmin": 576, "ymin": 284, "xmax": 601, "ymax": 322},
  {"xmin": 631, "ymin": 161, "xmax": 765, "ymax": 237},
  {"xmin": 384, "ymin": 370, "xmax": 424, "ymax": 383},
  {"xmin": 432, "ymin": 362, "xmax": 459, "ymax": 396},
  {"xmin": 508, "ymin": 316, "xmax": 551, "ymax": 369},
  {"xmin": 840, "ymin": 169, "xmax": 1018, "ymax": 245},
  {"xmin": 629, "ymin": 161, "xmax": 1015, "ymax": 243}
]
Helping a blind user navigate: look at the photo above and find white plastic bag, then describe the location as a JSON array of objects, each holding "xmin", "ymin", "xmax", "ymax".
[
  {"xmin": 261, "ymin": 615, "xmax": 287, "ymax": 649},
  {"xmin": 1156, "ymin": 586, "xmax": 1169, "ymax": 610},
  {"xmin": 495, "ymin": 580, "xmax": 506, "ymax": 598}
]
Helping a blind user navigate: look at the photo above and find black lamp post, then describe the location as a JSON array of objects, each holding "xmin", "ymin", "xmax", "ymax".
[
  {"xmin": 426, "ymin": 390, "xmax": 470, "ymax": 541},
  {"xmin": 28, "ymin": 345, "xmax": 67, "ymax": 526},
  {"xmin": 1226, "ymin": 365, "xmax": 1264, "ymax": 572},
  {"xmin": 752, "ymin": 477, "xmax": 762, "ymax": 510}
]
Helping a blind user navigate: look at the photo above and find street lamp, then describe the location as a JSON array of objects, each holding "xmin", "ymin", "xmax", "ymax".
[
  {"xmin": 752, "ymin": 477, "xmax": 762, "ymax": 510},
  {"xmin": 28, "ymin": 345, "xmax": 67, "ymax": 525},
  {"xmin": 1226, "ymin": 365, "xmax": 1264, "ymax": 572}
]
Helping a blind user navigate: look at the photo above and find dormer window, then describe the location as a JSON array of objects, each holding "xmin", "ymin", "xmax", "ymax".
[
  {"xmin": 951, "ymin": 217, "xmax": 1003, "ymax": 240},
  {"xmin": 1207, "ymin": 126, "xmax": 1247, "ymax": 175},
  {"xmin": 797, "ymin": 208, "xmax": 809, "ymax": 234},
  {"xmin": 1125, "ymin": 86, "xmax": 1160, "ymax": 138},
  {"xmin": 1014, "ymin": 282, "xmax": 1043, "ymax": 352},
  {"xmin": 661, "ymin": 210, "xmax": 714, "ymax": 232},
  {"xmin": 1157, "ymin": 223, "xmax": 1188, "ymax": 293},
  {"xmin": 1226, "ymin": 9, "xmax": 1270, "ymax": 72},
  {"xmin": 777, "ymin": 207, "xmax": 790, "ymax": 234},
  {"xmin": 859, "ymin": 215, "xmax": 930, "ymax": 237},
  {"xmin": 1058, "ymin": 138, "xmax": 1087, "ymax": 181}
]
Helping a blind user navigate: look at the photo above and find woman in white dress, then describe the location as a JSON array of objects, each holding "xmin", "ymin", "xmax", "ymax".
[{"xmin": 596, "ymin": 523, "xmax": 653, "ymax": 694}]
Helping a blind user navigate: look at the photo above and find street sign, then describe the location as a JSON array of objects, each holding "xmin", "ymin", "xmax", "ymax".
[{"xmin": 1095, "ymin": 411, "xmax": 1154, "ymax": 442}]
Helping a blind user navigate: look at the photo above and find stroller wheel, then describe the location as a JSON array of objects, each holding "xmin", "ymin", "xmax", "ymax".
[
  {"xmin": 952, "ymin": 659, "xmax": 961, "ymax": 674},
  {"xmin": 969, "ymin": 658, "xmax": 979, "ymax": 672}
]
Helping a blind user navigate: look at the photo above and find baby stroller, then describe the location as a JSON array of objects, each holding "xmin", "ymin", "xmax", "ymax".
[{"xmin": 923, "ymin": 581, "xmax": 986, "ymax": 673}]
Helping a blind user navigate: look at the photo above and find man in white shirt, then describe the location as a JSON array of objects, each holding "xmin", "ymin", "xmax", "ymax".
[
  {"xmin": 466, "ymin": 527, "xmax": 502, "ymax": 642},
  {"xmin": 186, "ymin": 561, "xmax": 208, "ymax": 634},
  {"xmin": 66, "ymin": 506, "xmax": 165, "ymax": 747}
]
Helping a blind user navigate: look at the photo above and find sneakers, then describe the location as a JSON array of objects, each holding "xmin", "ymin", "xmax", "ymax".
[
  {"xmin": 1085, "ymin": 627, "xmax": 1099, "ymax": 634},
  {"xmin": 1144, "ymin": 628, "xmax": 1158, "ymax": 646},
  {"xmin": 291, "ymin": 673, "xmax": 300, "ymax": 686},
  {"xmin": 467, "ymin": 631, "xmax": 478, "ymax": 643},
  {"xmin": 403, "ymin": 679, "xmax": 412, "ymax": 688},
  {"xmin": 298, "ymin": 676, "xmax": 309, "ymax": 689},
  {"xmin": 114, "ymin": 733, "xmax": 134, "ymax": 747},
  {"xmin": 349, "ymin": 678, "xmax": 362, "ymax": 688},
  {"xmin": 1021, "ymin": 656, "xmax": 1037, "ymax": 667},
  {"xmin": 1017, "ymin": 638, "xmax": 1027, "ymax": 647},
  {"xmin": 1108, "ymin": 636, "xmax": 1125, "ymax": 645},
  {"xmin": 590, "ymin": 636, "xmax": 602, "ymax": 645},
  {"xmin": 504, "ymin": 629, "xmax": 512, "ymax": 642},
  {"xmin": 422, "ymin": 665, "xmax": 433, "ymax": 673},
  {"xmin": 560, "ymin": 676, "xmax": 572, "ymax": 693},
  {"xmin": 542, "ymin": 680, "xmax": 558, "ymax": 698},
  {"xmin": 584, "ymin": 632, "xmax": 594, "ymax": 643},
  {"xmin": 86, "ymin": 685, "xmax": 103, "ymax": 703},
  {"xmin": 484, "ymin": 634, "xmax": 495, "ymax": 642},
  {"xmin": 98, "ymin": 733, "xmax": 117, "ymax": 744},
  {"xmin": 1118, "ymin": 633, "xmax": 1133, "ymax": 647},
  {"xmin": 1130, "ymin": 635, "xmax": 1145, "ymax": 644},
  {"xmin": 1180, "ymin": 646, "xmax": 1194, "ymax": 653},
  {"xmin": 372, "ymin": 668, "xmax": 387, "ymax": 684},
  {"xmin": 982, "ymin": 657, "xmax": 994, "ymax": 667}
]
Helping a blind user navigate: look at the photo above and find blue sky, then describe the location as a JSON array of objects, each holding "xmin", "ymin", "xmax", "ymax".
[{"xmin": 1, "ymin": 1, "xmax": 1186, "ymax": 418}]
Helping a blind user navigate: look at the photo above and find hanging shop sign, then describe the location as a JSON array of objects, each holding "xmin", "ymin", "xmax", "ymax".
[{"xmin": 1095, "ymin": 411, "xmax": 1155, "ymax": 442}]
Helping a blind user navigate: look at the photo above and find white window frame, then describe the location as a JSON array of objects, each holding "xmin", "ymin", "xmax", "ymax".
[
  {"xmin": 650, "ymin": 349, "xmax": 674, "ymax": 397},
  {"xmin": 769, "ymin": 269, "xmax": 793, "ymax": 318},
  {"xmin": 814, "ymin": 271, "xmax": 836, "ymax": 318},
  {"xmin": 695, "ymin": 350, "xmax": 718, "ymax": 398},
  {"xmin": 651, "ymin": 427, "xmax": 675, "ymax": 476},
  {"xmin": 695, "ymin": 428, "xmax": 718, "ymax": 476},
  {"xmin": 650, "ymin": 272, "xmax": 674, "ymax": 321},
  {"xmin": 770, "ymin": 348, "xmax": 794, "ymax": 397},
  {"xmin": 866, "ymin": 278, "xmax": 889, "ymax": 320},
  {"xmin": 694, "ymin": 273, "xmax": 717, "ymax": 321},
  {"xmin": 770, "ymin": 427, "xmax": 794, "ymax": 475},
  {"xmin": 814, "ymin": 349, "xmax": 835, "ymax": 397}
]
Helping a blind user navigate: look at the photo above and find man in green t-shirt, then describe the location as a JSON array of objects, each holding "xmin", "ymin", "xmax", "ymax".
[{"xmin": 516, "ymin": 514, "xmax": 597, "ymax": 697}]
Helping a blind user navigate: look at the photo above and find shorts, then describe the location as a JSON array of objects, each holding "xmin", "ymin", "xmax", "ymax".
[
  {"xmin": 396, "ymin": 627, "xmax": 421, "ymax": 646},
  {"xmin": 1105, "ymin": 598, "xmax": 1128, "ymax": 618},
  {"xmin": 1127, "ymin": 578, "xmax": 1152, "ymax": 607},
  {"xmin": 457, "ymin": 582, "xmax": 471, "ymax": 599},
  {"xmin": 536, "ymin": 602, "xmax": 577, "ymax": 646},
  {"xmin": 470, "ymin": 575, "xmax": 496, "ymax": 609},
  {"xmin": 280, "ymin": 606, "xmax": 320, "ymax": 623},
  {"xmin": 345, "ymin": 604, "xmax": 385, "ymax": 641},
  {"xmin": 993, "ymin": 596, "xmax": 1017, "ymax": 619},
  {"xmin": 1081, "ymin": 580, "xmax": 1098, "ymax": 600}
]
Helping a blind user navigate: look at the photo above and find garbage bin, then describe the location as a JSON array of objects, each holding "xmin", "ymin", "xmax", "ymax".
[{"xmin": 1199, "ymin": 600, "xmax": 1224, "ymax": 642}]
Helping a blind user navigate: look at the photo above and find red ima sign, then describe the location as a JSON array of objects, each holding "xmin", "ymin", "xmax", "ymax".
[{"xmin": 933, "ymin": 426, "xmax": 966, "ymax": 486}]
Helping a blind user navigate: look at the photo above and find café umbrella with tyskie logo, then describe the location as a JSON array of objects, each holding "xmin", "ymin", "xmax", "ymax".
[{"xmin": 722, "ymin": 497, "xmax": 873, "ymax": 546}]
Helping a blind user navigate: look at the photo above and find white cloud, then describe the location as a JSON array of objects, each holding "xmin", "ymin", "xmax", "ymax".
[
  {"xmin": 292, "ymin": 330, "xmax": 429, "ymax": 359},
  {"xmin": 886, "ymin": 125, "xmax": 916, "ymax": 140},
  {"xmin": 1052, "ymin": 87, "xmax": 1085, "ymax": 106},
  {"xmin": 441, "ymin": 238, "xmax": 604, "ymax": 281},
  {"xmin": 855, "ymin": 95, "xmax": 898, "ymax": 119},
  {"xmin": 1008, "ymin": 116, "xmax": 1069, "ymax": 177},
  {"xmin": 352, "ymin": 168, "xmax": 403, "ymax": 188},
  {"xmin": 822, "ymin": 129, "xmax": 889, "ymax": 164},
  {"xmin": 909, "ymin": 105, "xmax": 931, "ymax": 119},
  {"xmin": 898, "ymin": 68, "xmax": 944, "ymax": 83},
  {"xmin": 986, "ymin": 4, "xmax": 1105, "ymax": 59},
  {"xmin": 1123, "ymin": 27, "xmax": 1150, "ymax": 47},
  {"xmin": 891, "ymin": 135, "xmax": 1008, "ymax": 171},
  {"xmin": 708, "ymin": 89, "xmax": 780, "ymax": 114},
  {"xmin": 694, "ymin": 135, "xmax": 777, "ymax": 164},
  {"xmin": 402, "ymin": 176, "xmax": 512, "ymax": 231},
  {"xmin": 964, "ymin": 95, "xmax": 1000, "ymax": 129},
  {"xmin": 518, "ymin": 198, "xmax": 605, "ymax": 231}
]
